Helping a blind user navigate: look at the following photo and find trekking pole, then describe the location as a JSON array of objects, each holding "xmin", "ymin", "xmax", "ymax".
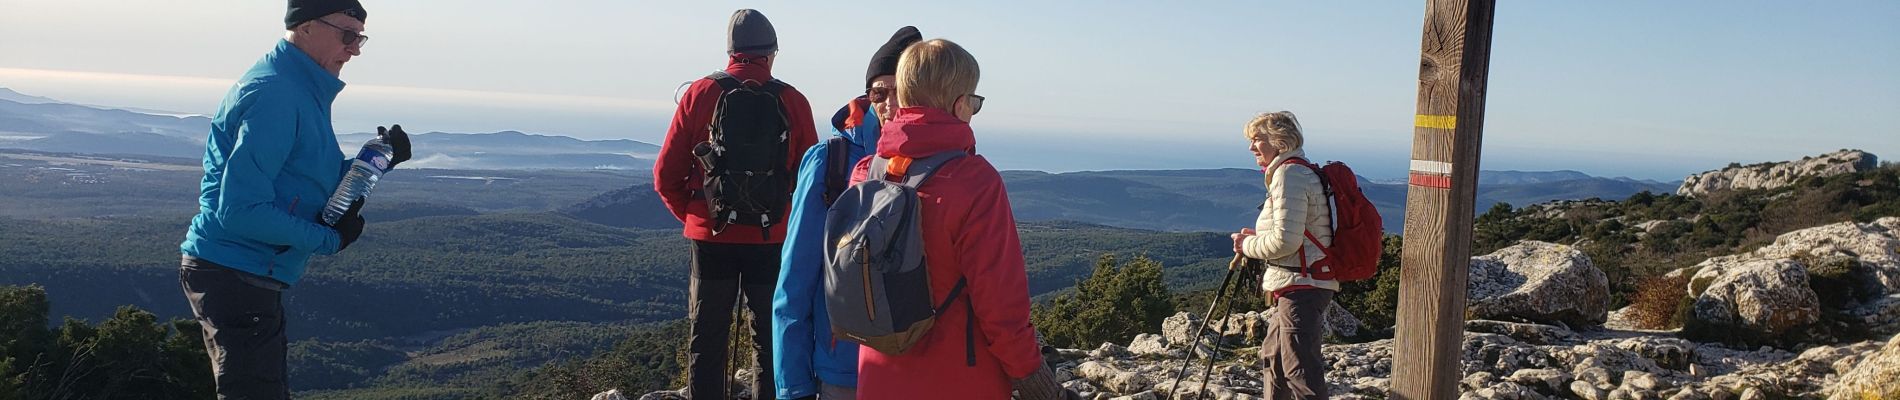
[
  {"xmin": 1192, "ymin": 275, "xmax": 1246, "ymax": 400},
  {"xmin": 728, "ymin": 294, "xmax": 745, "ymax": 398},
  {"xmin": 1167, "ymin": 254, "xmax": 1244, "ymax": 400}
]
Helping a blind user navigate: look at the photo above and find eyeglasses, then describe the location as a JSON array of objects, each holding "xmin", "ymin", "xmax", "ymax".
[
  {"xmin": 311, "ymin": 18, "xmax": 369, "ymax": 48},
  {"xmin": 865, "ymin": 87, "xmax": 893, "ymax": 103},
  {"xmin": 966, "ymin": 94, "xmax": 985, "ymax": 115}
]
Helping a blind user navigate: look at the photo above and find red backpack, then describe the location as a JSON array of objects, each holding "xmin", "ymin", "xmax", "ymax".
[{"xmin": 1282, "ymin": 158, "xmax": 1384, "ymax": 282}]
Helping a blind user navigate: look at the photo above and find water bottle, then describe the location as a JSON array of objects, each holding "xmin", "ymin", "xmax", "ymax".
[{"xmin": 322, "ymin": 138, "xmax": 394, "ymax": 225}]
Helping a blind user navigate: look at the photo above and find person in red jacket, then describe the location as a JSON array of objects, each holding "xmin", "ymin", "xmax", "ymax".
[
  {"xmin": 652, "ymin": 9, "xmax": 819, "ymax": 399},
  {"xmin": 850, "ymin": 38, "xmax": 1071, "ymax": 400}
]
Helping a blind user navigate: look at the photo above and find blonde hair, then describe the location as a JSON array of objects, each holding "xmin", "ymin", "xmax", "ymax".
[
  {"xmin": 896, "ymin": 39, "xmax": 980, "ymax": 111},
  {"xmin": 1244, "ymin": 111, "xmax": 1304, "ymax": 153}
]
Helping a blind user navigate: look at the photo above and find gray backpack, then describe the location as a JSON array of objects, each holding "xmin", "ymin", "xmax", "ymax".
[{"xmin": 824, "ymin": 151, "xmax": 976, "ymax": 364}]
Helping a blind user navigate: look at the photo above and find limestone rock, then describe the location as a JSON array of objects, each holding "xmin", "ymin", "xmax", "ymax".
[
  {"xmin": 1686, "ymin": 259, "xmax": 1821, "ymax": 341},
  {"xmin": 1828, "ymin": 333, "xmax": 1900, "ymax": 400},
  {"xmin": 1467, "ymin": 241, "xmax": 1612, "ymax": 327},
  {"xmin": 1677, "ymin": 150, "xmax": 1878, "ymax": 197}
]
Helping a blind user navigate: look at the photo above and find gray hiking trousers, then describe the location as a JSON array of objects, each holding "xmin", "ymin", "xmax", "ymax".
[{"xmin": 1261, "ymin": 288, "xmax": 1332, "ymax": 400}]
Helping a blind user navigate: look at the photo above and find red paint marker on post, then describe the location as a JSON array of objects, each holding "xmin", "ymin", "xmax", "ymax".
[{"xmin": 1407, "ymin": 159, "xmax": 1453, "ymax": 189}]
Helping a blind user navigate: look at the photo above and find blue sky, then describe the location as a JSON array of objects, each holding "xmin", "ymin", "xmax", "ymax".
[{"xmin": 0, "ymin": 1, "xmax": 1893, "ymax": 180}]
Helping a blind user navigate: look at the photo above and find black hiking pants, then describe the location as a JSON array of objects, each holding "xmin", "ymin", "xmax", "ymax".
[
  {"xmin": 179, "ymin": 256, "xmax": 290, "ymax": 400},
  {"xmin": 685, "ymin": 241, "xmax": 781, "ymax": 400}
]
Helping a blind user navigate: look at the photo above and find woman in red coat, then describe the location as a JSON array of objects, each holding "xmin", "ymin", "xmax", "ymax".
[{"xmin": 849, "ymin": 38, "xmax": 1070, "ymax": 400}]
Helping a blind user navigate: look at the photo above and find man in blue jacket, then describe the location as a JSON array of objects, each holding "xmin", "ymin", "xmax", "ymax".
[
  {"xmin": 771, "ymin": 26, "xmax": 922, "ymax": 400},
  {"xmin": 177, "ymin": 1, "xmax": 410, "ymax": 397}
]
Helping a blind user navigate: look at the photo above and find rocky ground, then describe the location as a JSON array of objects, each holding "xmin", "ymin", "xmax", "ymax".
[{"xmin": 609, "ymin": 155, "xmax": 1899, "ymax": 399}]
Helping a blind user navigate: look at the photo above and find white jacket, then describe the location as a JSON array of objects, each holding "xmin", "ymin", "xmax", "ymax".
[{"xmin": 1241, "ymin": 149, "xmax": 1340, "ymax": 293}]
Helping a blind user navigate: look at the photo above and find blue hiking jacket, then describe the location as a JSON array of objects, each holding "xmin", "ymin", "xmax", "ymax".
[
  {"xmin": 179, "ymin": 39, "xmax": 352, "ymax": 286},
  {"xmin": 772, "ymin": 98, "xmax": 879, "ymax": 398}
]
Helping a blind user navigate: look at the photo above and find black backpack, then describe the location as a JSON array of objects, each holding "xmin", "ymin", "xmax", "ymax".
[{"xmin": 698, "ymin": 71, "xmax": 792, "ymax": 239}]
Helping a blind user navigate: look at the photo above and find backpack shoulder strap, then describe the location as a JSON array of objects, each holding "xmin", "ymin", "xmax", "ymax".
[
  {"xmin": 706, "ymin": 71, "xmax": 742, "ymax": 91},
  {"xmin": 1280, "ymin": 157, "xmax": 1332, "ymax": 195},
  {"xmin": 866, "ymin": 151, "xmax": 967, "ymax": 186},
  {"xmin": 823, "ymin": 137, "xmax": 851, "ymax": 205},
  {"xmin": 757, "ymin": 79, "xmax": 789, "ymax": 94},
  {"xmin": 898, "ymin": 152, "xmax": 968, "ymax": 188},
  {"xmin": 933, "ymin": 276, "xmax": 977, "ymax": 367}
]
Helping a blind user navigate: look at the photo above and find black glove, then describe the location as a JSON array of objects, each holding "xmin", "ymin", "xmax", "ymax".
[
  {"xmin": 378, "ymin": 125, "xmax": 412, "ymax": 169},
  {"xmin": 325, "ymin": 198, "xmax": 366, "ymax": 252}
]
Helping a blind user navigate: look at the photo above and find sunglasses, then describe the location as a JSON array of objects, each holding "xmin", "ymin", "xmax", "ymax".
[
  {"xmin": 965, "ymin": 94, "xmax": 985, "ymax": 115},
  {"xmin": 865, "ymin": 87, "xmax": 893, "ymax": 103},
  {"xmin": 311, "ymin": 18, "xmax": 369, "ymax": 48}
]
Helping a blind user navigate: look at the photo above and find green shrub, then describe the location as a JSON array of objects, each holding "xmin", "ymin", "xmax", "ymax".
[
  {"xmin": 1032, "ymin": 254, "xmax": 1176, "ymax": 349},
  {"xmin": 0, "ymin": 285, "xmax": 212, "ymax": 399}
]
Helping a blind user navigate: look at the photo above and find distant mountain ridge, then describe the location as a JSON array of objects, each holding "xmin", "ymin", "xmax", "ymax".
[
  {"xmin": 561, "ymin": 167, "xmax": 1677, "ymax": 233},
  {"xmin": 0, "ymin": 87, "xmax": 660, "ymax": 170},
  {"xmin": 0, "ymin": 87, "xmax": 61, "ymax": 104}
]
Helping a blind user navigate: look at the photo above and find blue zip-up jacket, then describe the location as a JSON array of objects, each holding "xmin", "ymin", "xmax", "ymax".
[
  {"xmin": 772, "ymin": 98, "xmax": 880, "ymax": 398},
  {"xmin": 179, "ymin": 39, "xmax": 351, "ymax": 286}
]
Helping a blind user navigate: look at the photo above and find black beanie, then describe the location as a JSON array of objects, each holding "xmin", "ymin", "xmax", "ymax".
[
  {"xmin": 866, "ymin": 26, "xmax": 923, "ymax": 88},
  {"xmin": 286, "ymin": 0, "xmax": 367, "ymax": 30},
  {"xmin": 728, "ymin": 9, "xmax": 778, "ymax": 56}
]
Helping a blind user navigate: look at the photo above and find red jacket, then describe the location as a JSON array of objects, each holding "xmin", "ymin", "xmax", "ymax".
[
  {"xmin": 653, "ymin": 56, "xmax": 819, "ymax": 243},
  {"xmin": 853, "ymin": 107, "xmax": 1043, "ymax": 400}
]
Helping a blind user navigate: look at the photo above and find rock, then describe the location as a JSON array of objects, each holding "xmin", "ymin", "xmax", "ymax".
[
  {"xmin": 1323, "ymin": 301, "xmax": 1363, "ymax": 339},
  {"xmin": 1685, "ymin": 259, "xmax": 1821, "ymax": 343},
  {"xmin": 1470, "ymin": 382, "xmax": 1535, "ymax": 400},
  {"xmin": 1739, "ymin": 217, "xmax": 1900, "ymax": 296},
  {"xmin": 1467, "ymin": 241, "xmax": 1612, "ymax": 326},
  {"xmin": 1614, "ymin": 336, "xmax": 1699, "ymax": 372},
  {"xmin": 1162, "ymin": 312, "xmax": 1202, "ymax": 346},
  {"xmin": 1606, "ymin": 387, "xmax": 1643, "ymax": 400},
  {"xmin": 1573, "ymin": 380, "xmax": 1608, "ymax": 400},
  {"xmin": 1463, "ymin": 371, "xmax": 1499, "ymax": 390},
  {"xmin": 1108, "ymin": 392, "xmax": 1158, "ymax": 400},
  {"xmin": 1577, "ymin": 367, "xmax": 1616, "ymax": 386},
  {"xmin": 1676, "ymin": 150, "xmax": 1878, "ymax": 197},
  {"xmin": 1737, "ymin": 387, "xmax": 1766, "ymax": 400},
  {"xmin": 635, "ymin": 389, "xmax": 686, "ymax": 400},
  {"xmin": 1852, "ymin": 294, "xmax": 1900, "ymax": 336},
  {"xmin": 1828, "ymin": 333, "xmax": 1900, "ymax": 400},
  {"xmin": 1465, "ymin": 319, "xmax": 1580, "ymax": 345},
  {"xmin": 1508, "ymin": 368, "xmax": 1571, "ymax": 393},
  {"xmin": 1092, "ymin": 342, "xmax": 1130, "ymax": 359},
  {"xmin": 1623, "ymin": 370, "xmax": 1661, "ymax": 390},
  {"xmin": 1076, "ymin": 361, "xmax": 1152, "ymax": 394},
  {"xmin": 1667, "ymin": 388, "xmax": 1710, "ymax": 400},
  {"xmin": 1127, "ymin": 333, "xmax": 1179, "ymax": 358},
  {"xmin": 591, "ymin": 389, "xmax": 628, "ymax": 400}
]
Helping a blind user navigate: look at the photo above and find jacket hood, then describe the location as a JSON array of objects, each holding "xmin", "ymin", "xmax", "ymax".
[
  {"xmin": 829, "ymin": 97, "xmax": 880, "ymax": 146},
  {"xmin": 876, "ymin": 107, "xmax": 974, "ymax": 158},
  {"xmin": 725, "ymin": 55, "xmax": 775, "ymax": 82}
]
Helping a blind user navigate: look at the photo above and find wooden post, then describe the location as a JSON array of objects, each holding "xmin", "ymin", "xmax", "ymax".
[{"xmin": 1392, "ymin": 0, "xmax": 1496, "ymax": 398}]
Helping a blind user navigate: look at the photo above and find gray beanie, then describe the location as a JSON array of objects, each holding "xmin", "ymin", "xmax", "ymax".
[{"xmin": 727, "ymin": 9, "xmax": 778, "ymax": 56}]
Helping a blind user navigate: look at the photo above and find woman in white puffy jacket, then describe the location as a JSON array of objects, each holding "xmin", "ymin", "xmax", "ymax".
[{"xmin": 1230, "ymin": 111, "xmax": 1334, "ymax": 399}]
